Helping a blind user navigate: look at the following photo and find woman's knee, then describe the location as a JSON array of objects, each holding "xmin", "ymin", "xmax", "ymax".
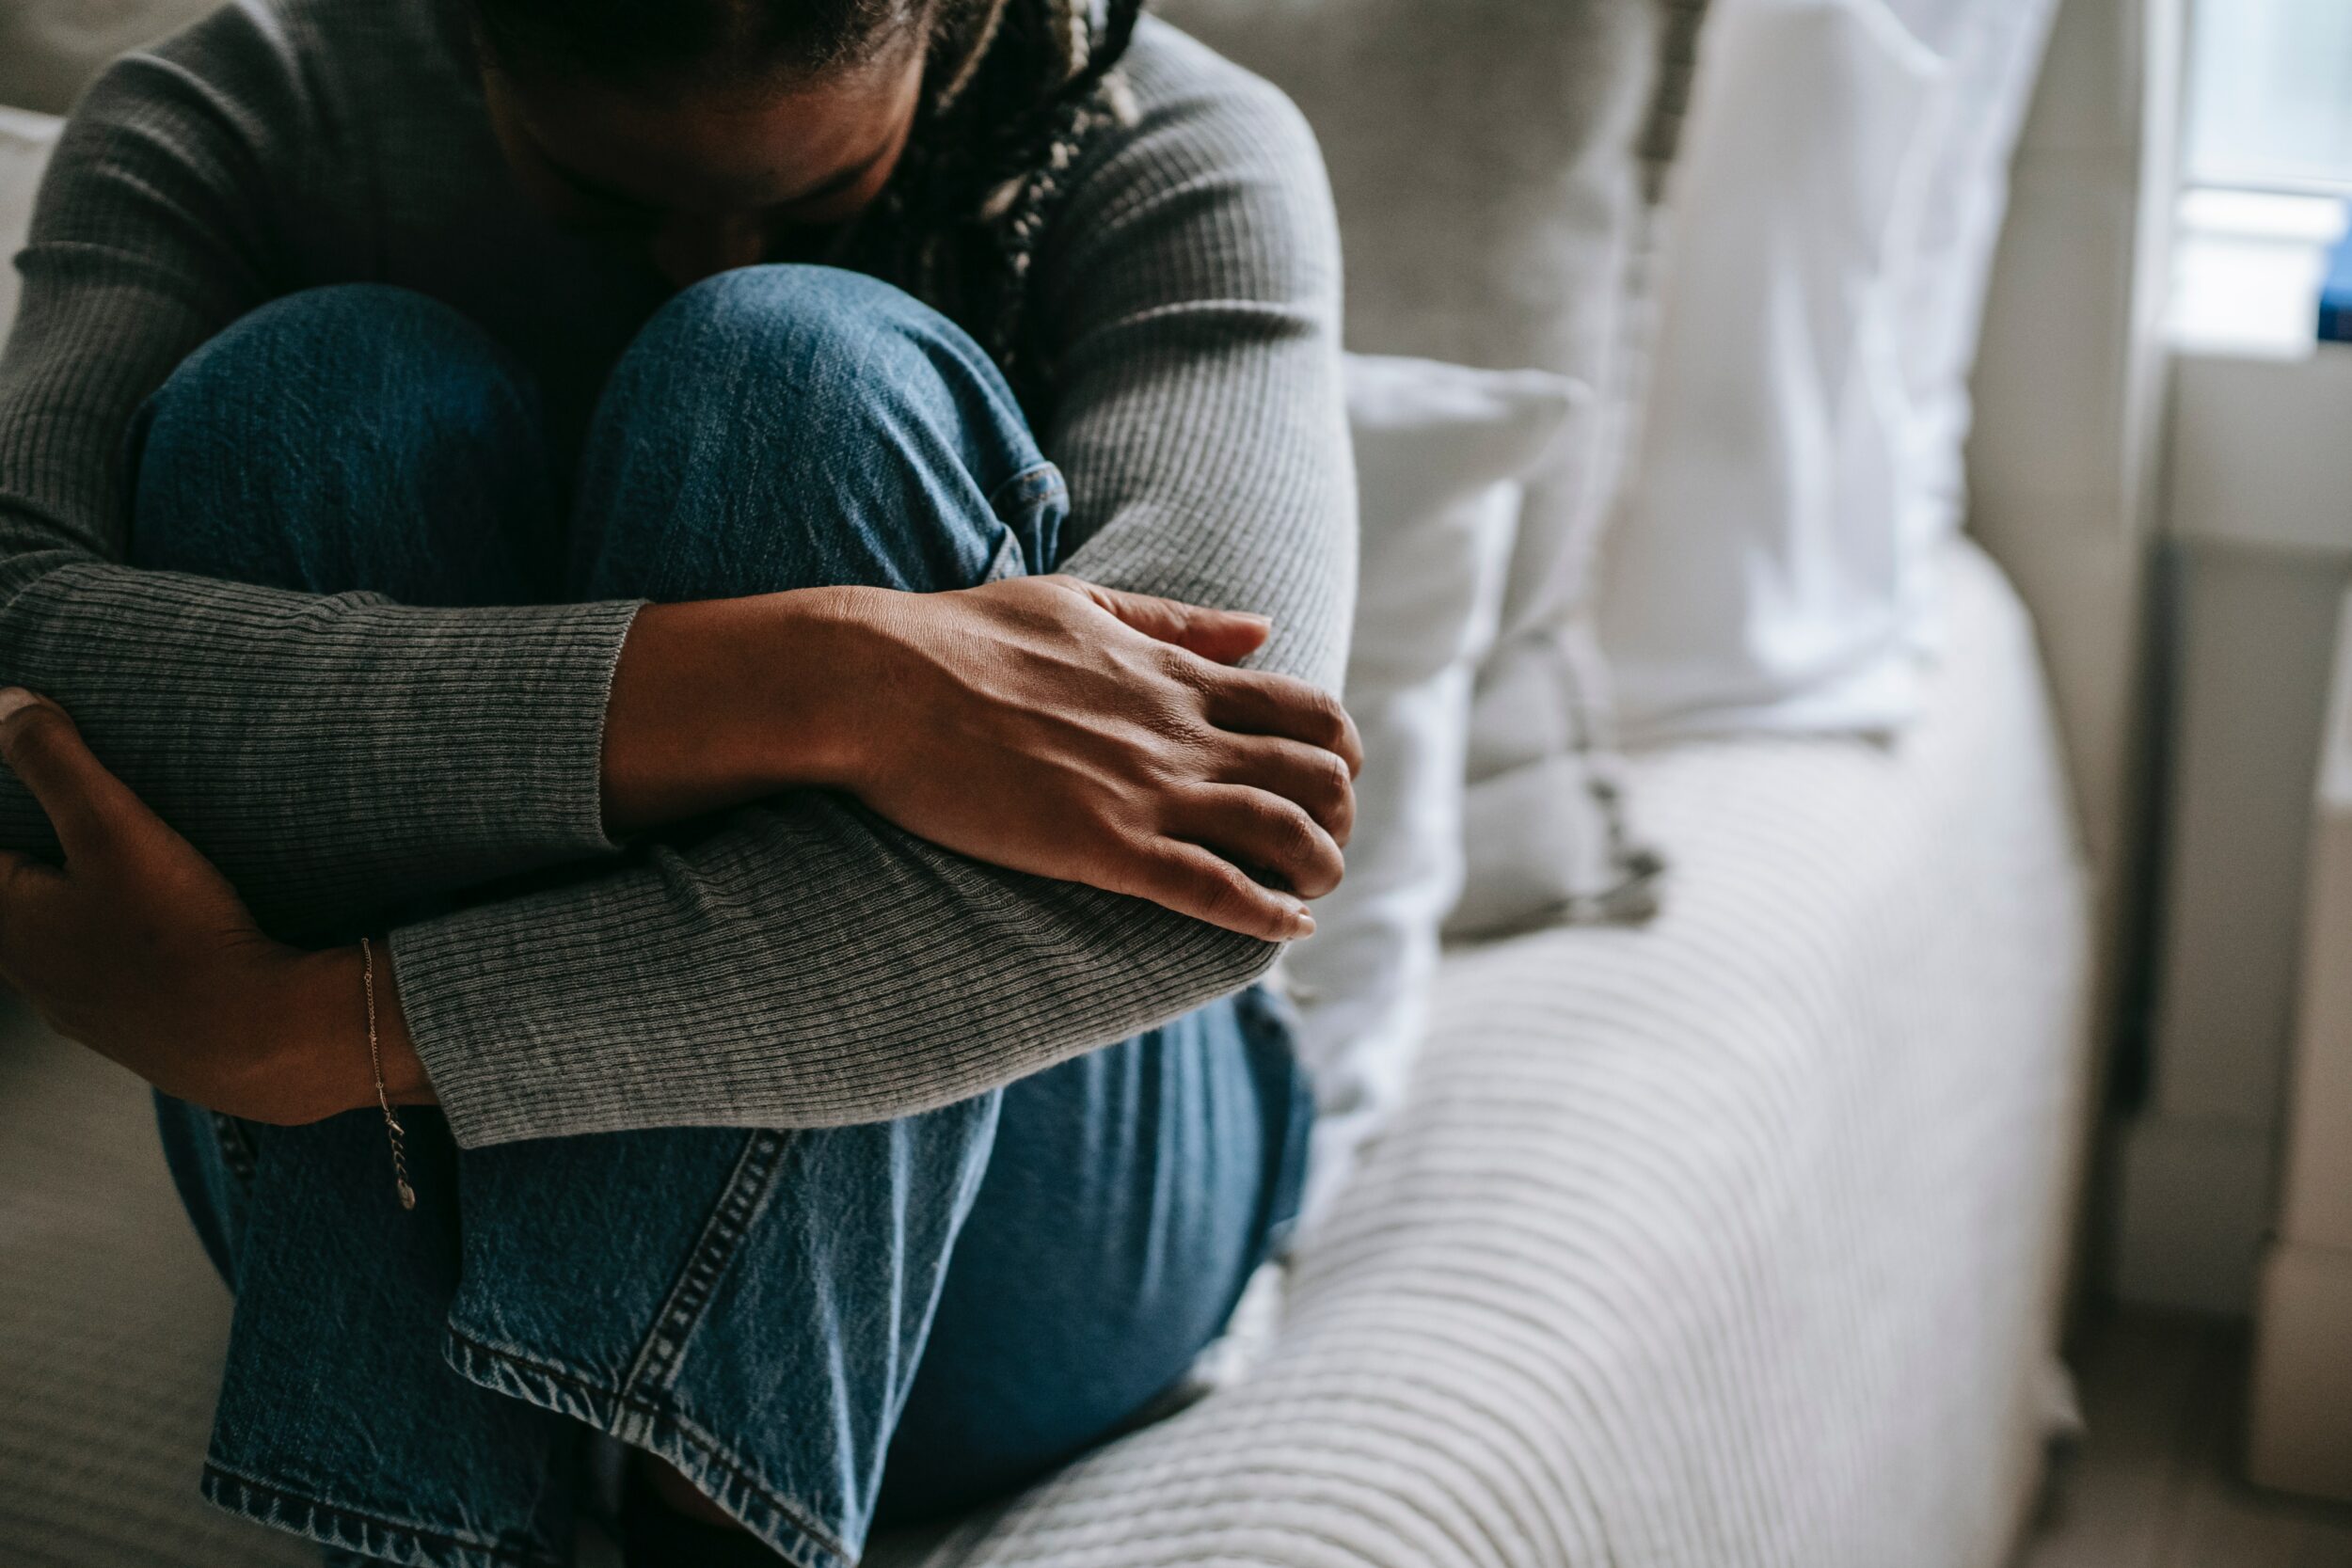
[
  {"xmin": 573, "ymin": 264, "xmax": 1059, "ymax": 603},
  {"xmin": 132, "ymin": 285, "xmax": 554, "ymax": 601},
  {"xmin": 630, "ymin": 264, "xmax": 990, "ymax": 398}
]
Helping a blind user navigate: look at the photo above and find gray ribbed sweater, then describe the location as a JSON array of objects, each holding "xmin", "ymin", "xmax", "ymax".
[{"xmin": 0, "ymin": 0, "xmax": 1353, "ymax": 1148}]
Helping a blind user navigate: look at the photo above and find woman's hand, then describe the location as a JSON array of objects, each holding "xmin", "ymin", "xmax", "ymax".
[
  {"xmin": 835, "ymin": 577, "xmax": 1360, "ymax": 940},
  {"xmin": 607, "ymin": 577, "xmax": 1362, "ymax": 942},
  {"xmin": 0, "ymin": 689, "xmax": 393, "ymax": 1124}
]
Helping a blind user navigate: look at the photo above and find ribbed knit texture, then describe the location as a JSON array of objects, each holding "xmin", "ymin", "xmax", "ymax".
[{"xmin": 0, "ymin": 2, "xmax": 1353, "ymax": 1147}]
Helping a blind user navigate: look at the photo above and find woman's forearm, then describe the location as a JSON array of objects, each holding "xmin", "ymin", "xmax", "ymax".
[
  {"xmin": 0, "ymin": 555, "xmax": 1358, "ymax": 1136},
  {"xmin": 598, "ymin": 574, "xmax": 1347, "ymax": 937},
  {"xmin": 0, "ymin": 546, "xmax": 644, "ymax": 923},
  {"xmin": 599, "ymin": 590, "xmax": 868, "ymax": 833},
  {"xmin": 278, "ymin": 944, "xmax": 433, "ymax": 1115},
  {"xmin": 0, "ymin": 562, "xmax": 1354, "ymax": 1134}
]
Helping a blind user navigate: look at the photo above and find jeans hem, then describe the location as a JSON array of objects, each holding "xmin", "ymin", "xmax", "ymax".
[
  {"xmin": 445, "ymin": 1329, "xmax": 855, "ymax": 1568},
  {"xmin": 983, "ymin": 460, "xmax": 1064, "ymax": 527},
  {"xmin": 200, "ymin": 1463, "xmax": 564, "ymax": 1568}
]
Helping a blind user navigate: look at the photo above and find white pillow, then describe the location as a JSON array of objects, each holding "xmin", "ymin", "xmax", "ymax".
[
  {"xmin": 1882, "ymin": 0, "xmax": 2060, "ymax": 657},
  {"xmin": 1600, "ymin": 0, "xmax": 1945, "ymax": 740},
  {"xmin": 1598, "ymin": 0, "xmax": 2057, "ymax": 740},
  {"xmin": 0, "ymin": 108, "xmax": 62, "ymax": 345},
  {"xmin": 1285, "ymin": 355, "xmax": 1577, "ymax": 1227}
]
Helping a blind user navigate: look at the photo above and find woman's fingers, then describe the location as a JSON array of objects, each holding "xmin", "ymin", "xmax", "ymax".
[
  {"xmin": 1130, "ymin": 840, "xmax": 1315, "ymax": 943},
  {"xmin": 1069, "ymin": 579, "xmax": 1274, "ymax": 666},
  {"xmin": 0, "ymin": 689, "xmax": 145, "ymax": 862},
  {"xmin": 1176, "ymin": 785, "xmax": 1345, "ymax": 901},
  {"xmin": 1204, "ymin": 668, "xmax": 1364, "ymax": 777},
  {"xmin": 1215, "ymin": 734, "xmax": 1357, "ymax": 847}
]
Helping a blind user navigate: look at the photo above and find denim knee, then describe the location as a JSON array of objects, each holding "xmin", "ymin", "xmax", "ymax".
[
  {"xmin": 570, "ymin": 264, "xmax": 1064, "ymax": 603},
  {"xmin": 131, "ymin": 284, "xmax": 556, "ymax": 602},
  {"xmin": 628, "ymin": 264, "xmax": 1021, "ymax": 449}
]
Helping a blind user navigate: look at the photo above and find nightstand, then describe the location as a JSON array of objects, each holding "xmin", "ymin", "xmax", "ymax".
[{"xmin": 2248, "ymin": 581, "xmax": 2352, "ymax": 1506}]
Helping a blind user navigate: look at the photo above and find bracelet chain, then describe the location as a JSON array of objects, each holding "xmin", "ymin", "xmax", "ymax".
[{"xmin": 359, "ymin": 937, "xmax": 416, "ymax": 1211}]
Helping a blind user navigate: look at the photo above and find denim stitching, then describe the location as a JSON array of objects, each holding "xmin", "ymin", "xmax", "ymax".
[
  {"xmin": 621, "ymin": 1129, "xmax": 793, "ymax": 1401},
  {"xmin": 442, "ymin": 1325, "xmax": 852, "ymax": 1568},
  {"xmin": 979, "ymin": 526, "xmax": 1024, "ymax": 583},
  {"xmin": 202, "ymin": 1462, "xmax": 564, "ymax": 1568}
]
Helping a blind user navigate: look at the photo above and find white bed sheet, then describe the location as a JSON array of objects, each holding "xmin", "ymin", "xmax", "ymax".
[{"xmin": 0, "ymin": 543, "xmax": 2090, "ymax": 1568}]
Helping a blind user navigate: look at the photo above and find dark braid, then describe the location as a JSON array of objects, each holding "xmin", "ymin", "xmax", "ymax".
[{"xmin": 845, "ymin": 0, "xmax": 1148, "ymax": 402}]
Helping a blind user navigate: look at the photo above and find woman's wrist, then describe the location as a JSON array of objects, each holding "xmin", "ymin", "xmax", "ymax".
[
  {"xmin": 267, "ymin": 943, "xmax": 434, "ymax": 1122},
  {"xmin": 599, "ymin": 589, "xmax": 876, "ymax": 834}
]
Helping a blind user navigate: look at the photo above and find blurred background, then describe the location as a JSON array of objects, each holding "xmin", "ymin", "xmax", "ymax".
[{"xmin": 2, "ymin": 0, "xmax": 2351, "ymax": 1564}]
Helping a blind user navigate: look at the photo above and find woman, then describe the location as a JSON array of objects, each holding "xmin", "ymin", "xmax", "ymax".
[{"xmin": 0, "ymin": 0, "xmax": 1355, "ymax": 1560}]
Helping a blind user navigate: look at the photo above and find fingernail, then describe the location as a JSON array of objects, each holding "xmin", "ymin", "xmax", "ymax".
[
  {"xmin": 1293, "ymin": 906, "xmax": 1316, "ymax": 939},
  {"xmin": 0, "ymin": 689, "xmax": 37, "ymax": 727}
]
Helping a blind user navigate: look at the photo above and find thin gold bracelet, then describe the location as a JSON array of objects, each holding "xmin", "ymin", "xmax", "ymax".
[{"xmin": 360, "ymin": 937, "xmax": 416, "ymax": 1211}]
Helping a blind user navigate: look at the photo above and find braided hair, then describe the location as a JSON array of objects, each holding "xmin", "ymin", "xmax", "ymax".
[{"xmin": 472, "ymin": 0, "xmax": 1147, "ymax": 403}]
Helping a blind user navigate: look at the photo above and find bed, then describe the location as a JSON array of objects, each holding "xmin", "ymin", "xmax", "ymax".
[
  {"xmin": 867, "ymin": 538, "xmax": 2092, "ymax": 1566},
  {"xmin": 0, "ymin": 0, "xmax": 2137, "ymax": 1552},
  {"xmin": 0, "ymin": 537, "xmax": 2091, "ymax": 1567}
]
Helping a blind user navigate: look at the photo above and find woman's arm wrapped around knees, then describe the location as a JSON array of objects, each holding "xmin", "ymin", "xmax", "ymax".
[
  {"xmin": 0, "ymin": 28, "xmax": 646, "ymax": 929},
  {"xmin": 386, "ymin": 63, "xmax": 1356, "ymax": 1147},
  {"xmin": 0, "ymin": 23, "xmax": 1353, "ymax": 1144}
]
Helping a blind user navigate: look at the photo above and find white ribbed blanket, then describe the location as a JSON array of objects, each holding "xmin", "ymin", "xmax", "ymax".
[
  {"xmin": 868, "ymin": 538, "xmax": 2092, "ymax": 1567},
  {"xmin": 0, "ymin": 542, "xmax": 2090, "ymax": 1567}
]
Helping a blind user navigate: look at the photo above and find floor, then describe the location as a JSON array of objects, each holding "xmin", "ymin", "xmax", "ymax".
[{"xmin": 2015, "ymin": 1309, "xmax": 2352, "ymax": 1568}]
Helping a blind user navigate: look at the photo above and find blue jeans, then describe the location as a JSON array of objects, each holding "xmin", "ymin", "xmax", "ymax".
[{"xmin": 137, "ymin": 271, "xmax": 1312, "ymax": 1568}]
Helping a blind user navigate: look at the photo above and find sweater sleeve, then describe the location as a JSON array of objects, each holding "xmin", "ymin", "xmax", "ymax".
[
  {"xmin": 388, "ymin": 49, "xmax": 1357, "ymax": 1147},
  {"xmin": 0, "ymin": 21, "xmax": 640, "ymax": 937}
]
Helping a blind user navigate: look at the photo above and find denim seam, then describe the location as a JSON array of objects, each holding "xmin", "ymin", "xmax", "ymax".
[
  {"xmin": 201, "ymin": 1461, "xmax": 564, "ymax": 1568},
  {"xmin": 621, "ymin": 1129, "xmax": 793, "ymax": 1401},
  {"xmin": 437, "ymin": 1128, "xmax": 850, "ymax": 1566},
  {"xmin": 977, "ymin": 526, "xmax": 1022, "ymax": 584},
  {"xmin": 442, "ymin": 1327, "xmax": 851, "ymax": 1568}
]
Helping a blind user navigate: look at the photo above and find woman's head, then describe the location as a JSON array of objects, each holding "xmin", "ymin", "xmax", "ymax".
[
  {"xmin": 473, "ymin": 0, "xmax": 944, "ymax": 91},
  {"xmin": 475, "ymin": 0, "xmax": 1140, "ymax": 387},
  {"xmin": 476, "ymin": 0, "xmax": 969, "ymax": 284}
]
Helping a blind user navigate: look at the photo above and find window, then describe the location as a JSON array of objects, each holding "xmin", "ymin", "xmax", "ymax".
[
  {"xmin": 2170, "ymin": 0, "xmax": 2352, "ymax": 353},
  {"xmin": 2185, "ymin": 0, "xmax": 2352, "ymax": 197}
]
